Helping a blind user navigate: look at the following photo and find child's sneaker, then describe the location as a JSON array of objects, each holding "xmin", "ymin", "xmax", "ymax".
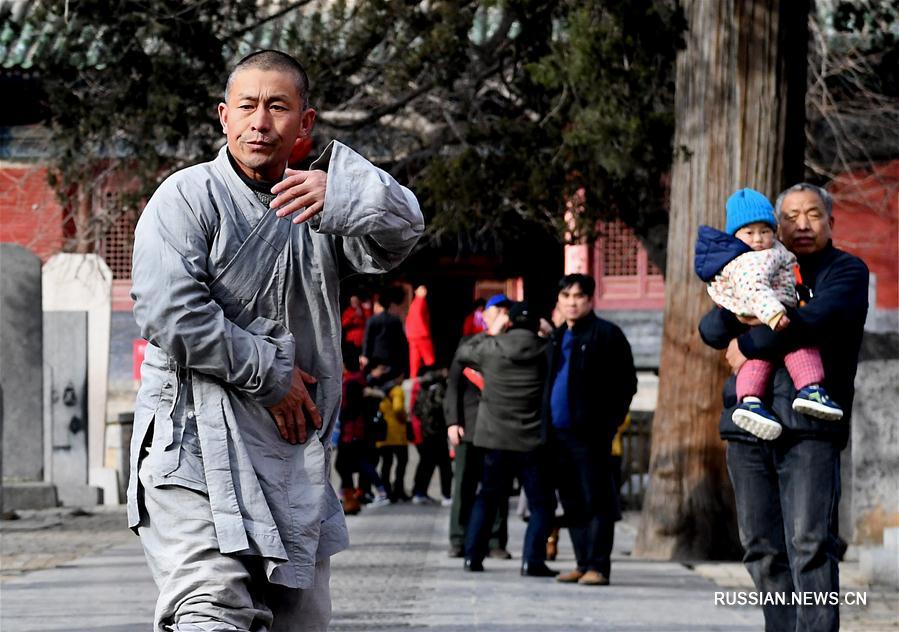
[
  {"xmin": 792, "ymin": 385, "xmax": 843, "ymax": 421},
  {"xmin": 732, "ymin": 398, "xmax": 783, "ymax": 440}
]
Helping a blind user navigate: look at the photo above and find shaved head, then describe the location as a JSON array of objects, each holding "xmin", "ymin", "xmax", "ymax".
[{"xmin": 225, "ymin": 50, "xmax": 310, "ymax": 107}]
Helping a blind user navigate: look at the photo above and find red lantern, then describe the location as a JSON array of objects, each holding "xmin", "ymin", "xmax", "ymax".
[{"xmin": 289, "ymin": 136, "xmax": 313, "ymax": 165}]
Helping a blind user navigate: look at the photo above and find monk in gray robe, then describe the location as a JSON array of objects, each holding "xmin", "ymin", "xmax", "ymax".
[{"xmin": 129, "ymin": 50, "xmax": 423, "ymax": 631}]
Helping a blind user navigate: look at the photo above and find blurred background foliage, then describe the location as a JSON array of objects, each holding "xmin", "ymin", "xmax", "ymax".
[
  {"xmin": 3, "ymin": 0, "xmax": 684, "ymax": 267},
  {"xmin": 1, "ymin": 0, "xmax": 895, "ymax": 265}
]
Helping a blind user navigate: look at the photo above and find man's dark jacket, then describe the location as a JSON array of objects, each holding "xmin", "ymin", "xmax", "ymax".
[
  {"xmin": 454, "ymin": 329, "xmax": 547, "ymax": 453},
  {"xmin": 543, "ymin": 312, "xmax": 637, "ymax": 443},
  {"xmin": 444, "ymin": 335, "xmax": 482, "ymax": 443},
  {"xmin": 699, "ymin": 241, "xmax": 868, "ymax": 447},
  {"xmin": 362, "ymin": 312, "xmax": 408, "ymax": 376}
]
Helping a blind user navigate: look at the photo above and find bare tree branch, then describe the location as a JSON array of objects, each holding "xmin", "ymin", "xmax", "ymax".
[{"xmin": 224, "ymin": 0, "xmax": 317, "ymax": 42}]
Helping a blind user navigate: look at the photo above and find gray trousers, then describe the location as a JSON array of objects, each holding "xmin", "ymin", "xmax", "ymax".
[{"xmin": 138, "ymin": 467, "xmax": 331, "ymax": 632}]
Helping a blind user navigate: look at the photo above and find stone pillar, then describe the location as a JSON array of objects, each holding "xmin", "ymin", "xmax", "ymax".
[
  {"xmin": 0, "ymin": 244, "xmax": 57, "ymax": 509},
  {"xmin": 42, "ymin": 254, "xmax": 116, "ymax": 503},
  {"xmin": 44, "ymin": 311, "xmax": 102, "ymax": 506}
]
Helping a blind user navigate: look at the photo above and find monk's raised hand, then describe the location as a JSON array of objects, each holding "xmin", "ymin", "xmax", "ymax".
[
  {"xmin": 270, "ymin": 168, "xmax": 327, "ymax": 225},
  {"xmin": 267, "ymin": 367, "xmax": 323, "ymax": 444}
]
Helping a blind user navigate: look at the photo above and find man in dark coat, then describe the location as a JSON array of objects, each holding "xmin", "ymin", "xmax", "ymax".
[
  {"xmin": 699, "ymin": 183, "xmax": 868, "ymax": 632},
  {"xmin": 546, "ymin": 273, "xmax": 637, "ymax": 586},
  {"xmin": 455, "ymin": 301, "xmax": 557, "ymax": 576},
  {"xmin": 361, "ymin": 286, "xmax": 408, "ymax": 377}
]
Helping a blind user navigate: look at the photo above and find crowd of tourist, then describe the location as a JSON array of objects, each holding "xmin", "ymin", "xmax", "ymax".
[{"xmin": 334, "ymin": 273, "xmax": 637, "ymax": 587}]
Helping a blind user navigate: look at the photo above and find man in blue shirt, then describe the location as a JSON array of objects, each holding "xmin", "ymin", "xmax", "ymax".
[{"xmin": 544, "ymin": 274, "xmax": 637, "ymax": 586}]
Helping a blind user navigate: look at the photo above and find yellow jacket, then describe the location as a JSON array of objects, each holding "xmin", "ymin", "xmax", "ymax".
[{"xmin": 376, "ymin": 385, "xmax": 408, "ymax": 448}]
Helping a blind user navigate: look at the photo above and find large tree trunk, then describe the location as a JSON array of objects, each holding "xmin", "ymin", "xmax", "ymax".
[{"xmin": 635, "ymin": 0, "xmax": 808, "ymax": 560}]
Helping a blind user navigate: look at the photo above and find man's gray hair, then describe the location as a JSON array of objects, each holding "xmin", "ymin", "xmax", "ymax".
[
  {"xmin": 774, "ymin": 183, "xmax": 833, "ymax": 218},
  {"xmin": 225, "ymin": 49, "xmax": 310, "ymax": 108}
]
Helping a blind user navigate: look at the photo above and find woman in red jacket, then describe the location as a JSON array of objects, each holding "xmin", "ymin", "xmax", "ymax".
[{"xmin": 406, "ymin": 285, "xmax": 436, "ymax": 379}]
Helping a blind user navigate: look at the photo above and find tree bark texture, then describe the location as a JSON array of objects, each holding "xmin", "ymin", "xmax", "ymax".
[{"xmin": 635, "ymin": 0, "xmax": 808, "ymax": 560}]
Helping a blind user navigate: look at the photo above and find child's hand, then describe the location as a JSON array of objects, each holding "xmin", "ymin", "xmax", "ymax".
[{"xmin": 774, "ymin": 314, "xmax": 791, "ymax": 331}]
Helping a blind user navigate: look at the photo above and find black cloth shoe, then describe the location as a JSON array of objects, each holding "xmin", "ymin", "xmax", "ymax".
[
  {"xmin": 464, "ymin": 558, "xmax": 484, "ymax": 572},
  {"xmin": 520, "ymin": 562, "xmax": 558, "ymax": 577}
]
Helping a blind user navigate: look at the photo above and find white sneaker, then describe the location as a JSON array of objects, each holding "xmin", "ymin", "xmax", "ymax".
[
  {"xmin": 792, "ymin": 385, "xmax": 844, "ymax": 421},
  {"xmin": 732, "ymin": 397, "xmax": 783, "ymax": 441},
  {"xmin": 441, "ymin": 497, "xmax": 453, "ymax": 507},
  {"xmin": 412, "ymin": 494, "xmax": 435, "ymax": 505},
  {"xmin": 369, "ymin": 495, "xmax": 391, "ymax": 508}
]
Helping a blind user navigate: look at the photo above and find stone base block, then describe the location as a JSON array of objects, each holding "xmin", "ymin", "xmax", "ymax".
[
  {"xmin": 1, "ymin": 481, "xmax": 58, "ymax": 511},
  {"xmin": 57, "ymin": 484, "xmax": 103, "ymax": 507},
  {"xmin": 89, "ymin": 466, "xmax": 121, "ymax": 505}
]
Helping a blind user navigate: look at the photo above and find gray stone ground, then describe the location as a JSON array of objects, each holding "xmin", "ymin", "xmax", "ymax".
[{"xmin": 1, "ymin": 501, "xmax": 896, "ymax": 630}]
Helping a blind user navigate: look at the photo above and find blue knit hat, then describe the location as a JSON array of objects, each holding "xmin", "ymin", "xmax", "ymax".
[{"xmin": 725, "ymin": 188, "xmax": 777, "ymax": 235}]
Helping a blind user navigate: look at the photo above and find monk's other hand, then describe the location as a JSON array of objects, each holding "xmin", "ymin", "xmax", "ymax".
[{"xmin": 267, "ymin": 367, "xmax": 322, "ymax": 444}]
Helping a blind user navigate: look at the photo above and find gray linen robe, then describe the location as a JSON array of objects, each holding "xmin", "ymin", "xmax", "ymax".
[{"xmin": 128, "ymin": 141, "xmax": 423, "ymax": 589}]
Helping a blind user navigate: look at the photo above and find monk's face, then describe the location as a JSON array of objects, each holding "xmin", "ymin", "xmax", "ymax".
[{"xmin": 218, "ymin": 68, "xmax": 315, "ymax": 182}]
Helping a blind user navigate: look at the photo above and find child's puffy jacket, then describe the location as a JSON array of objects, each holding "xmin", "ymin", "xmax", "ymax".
[{"xmin": 694, "ymin": 225, "xmax": 798, "ymax": 328}]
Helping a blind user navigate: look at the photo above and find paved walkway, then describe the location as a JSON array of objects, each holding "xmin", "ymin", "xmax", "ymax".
[{"xmin": 1, "ymin": 502, "xmax": 896, "ymax": 631}]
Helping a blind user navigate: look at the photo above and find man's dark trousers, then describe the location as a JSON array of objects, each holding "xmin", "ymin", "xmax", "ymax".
[
  {"xmin": 413, "ymin": 437, "xmax": 453, "ymax": 499},
  {"xmin": 449, "ymin": 442, "xmax": 508, "ymax": 551},
  {"xmin": 464, "ymin": 447, "xmax": 553, "ymax": 564},
  {"xmin": 727, "ymin": 437, "xmax": 841, "ymax": 632},
  {"xmin": 552, "ymin": 428, "xmax": 617, "ymax": 577}
]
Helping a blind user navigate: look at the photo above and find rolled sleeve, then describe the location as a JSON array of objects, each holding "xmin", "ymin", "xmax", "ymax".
[{"xmin": 309, "ymin": 141, "xmax": 424, "ymax": 273}]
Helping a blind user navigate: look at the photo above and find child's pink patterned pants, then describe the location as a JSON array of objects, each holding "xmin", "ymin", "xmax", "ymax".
[{"xmin": 736, "ymin": 346, "xmax": 825, "ymax": 401}]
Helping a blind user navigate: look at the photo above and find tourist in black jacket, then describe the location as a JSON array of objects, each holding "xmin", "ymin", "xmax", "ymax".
[
  {"xmin": 699, "ymin": 183, "xmax": 868, "ymax": 632},
  {"xmin": 545, "ymin": 274, "xmax": 637, "ymax": 587},
  {"xmin": 361, "ymin": 286, "xmax": 409, "ymax": 377}
]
